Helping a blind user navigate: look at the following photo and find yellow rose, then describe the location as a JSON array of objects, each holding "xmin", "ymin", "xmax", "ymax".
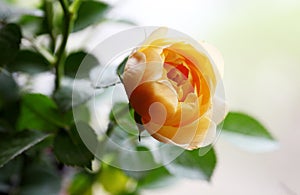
[{"xmin": 122, "ymin": 27, "xmax": 227, "ymax": 150}]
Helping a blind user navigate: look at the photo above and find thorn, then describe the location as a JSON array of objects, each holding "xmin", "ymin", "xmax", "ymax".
[
  {"xmin": 138, "ymin": 124, "xmax": 143, "ymax": 142},
  {"xmin": 134, "ymin": 111, "xmax": 144, "ymax": 143}
]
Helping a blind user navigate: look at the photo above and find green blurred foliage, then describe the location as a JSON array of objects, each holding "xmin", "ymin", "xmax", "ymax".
[
  {"xmin": 64, "ymin": 51, "xmax": 99, "ymax": 78},
  {"xmin": 53, "ymin": 125, "xmax": 94, "ymax": 169},
  {"xmin": 73, "ymin": 0, "xmax": 110, "ymax": 32},
  {"xmin": 8, "ymin": 50, "xmax": 51, "ymax": 74},
  {"xmin": 0, "ymin": 23, "xmax": 22, "ymax": 66}
]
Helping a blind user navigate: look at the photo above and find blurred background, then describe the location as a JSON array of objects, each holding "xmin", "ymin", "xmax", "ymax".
[{"xmin": 93, "ymin": 0, "xmax": 299, "ymax": 194}]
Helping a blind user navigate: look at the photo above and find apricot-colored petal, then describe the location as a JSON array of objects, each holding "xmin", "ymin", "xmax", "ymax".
[
  {"xmin": 130, "ymin": 80, "xmax": 178, "ymax": 123},
  {"xmin": 163, "ymin": 48, "xmax": 185, "ymax": 65},
  {"xmin": 167, "ymin": 42, "xmax": 216, "ymax": 92},
  {"xmin": 211, "ymin": 95, "xmax": 229, "ymax": 124},
  {"xmin": 140, "ymin": 47, "xmax": 164, "ymax": 82},
  {"xmin": 199, "ymin": 41, "xmax": 224, "ymax": 79},
  {"xmin": 164, "ymin": 93, "xmax": 201, "ymax": 126},
  {"xmin": 123, "ymin": 51, "xmax": 146, "ymax": 96},
  {"xmin": 191, "ymin": 120, "xmax": 216, "ymax": 149},
  {"xmin": 144, "ymin": 115, "xmax": 211, "ymax": 149},
  {"xmin": 149, "ymin": 119, "xmax": 216, "ymax": 150},
  {"xmin": 143, "ymin": 27, "xmax": 168, "ymax": 47}
]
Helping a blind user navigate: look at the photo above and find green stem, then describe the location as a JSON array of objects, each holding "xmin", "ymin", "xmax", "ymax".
[
  {"xmin": 106, "ymin": 122, "xmax": 115, "ymax": 137},
  {"xmin": 54, "ymin": 0, "xmax": 70, "ymax": 92},
  {"xmin": 44, "ymin": 0, "xmax": 56, "ymax": 53},
  {"xmin": 54, "ymin": 0, "xmax": 82, "ymax": 92}
]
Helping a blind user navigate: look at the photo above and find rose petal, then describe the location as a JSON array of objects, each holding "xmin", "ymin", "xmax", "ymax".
[
  {"xmin": 197, "ymin": 120, "xmax": 216, "ymax": 148},
  {"xmin": 130, "ymin": 80, "xmax": 178, "ymax": 123},
  {"xmin": 164, "ymin": 93, "xmax": 201, "ymax": 127},
  {"xmin": 211, "ymin": 95, "xmax": 229, "ymax": 124},
  {"xmin": 145, "ymin": 115, "xmax": 211, "ymax": 150},
  {"xmin": 199, "ymin": 41, "xmax": 224, "ymax": 79},
  {"xmin": 140, "ymin": 47, "xmax": 164, "ymax": 82},
  {"xmin": 167, "ymin": 42, "xmax": 217, "ymax": 93},
  {"xmin": 123, "ymin": 51, "xmax": 146, "ymax": 96},
  {"xmin": 143, "ymin": 27, "xmax": 168, "ymax": 46}
]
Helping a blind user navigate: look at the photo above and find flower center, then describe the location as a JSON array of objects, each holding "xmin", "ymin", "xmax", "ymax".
[
  {"xmin": 165, "ymin": 63, "xmax": 189, "ymax": 86},
  {"xmin": 164, "ymin": 62, "xmax": 194, "ymax": 101}
]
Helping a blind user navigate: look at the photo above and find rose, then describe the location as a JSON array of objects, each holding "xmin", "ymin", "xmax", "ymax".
[{"xmin": 122, "ymin": 27, "xmax": 227, "ymax": 150}]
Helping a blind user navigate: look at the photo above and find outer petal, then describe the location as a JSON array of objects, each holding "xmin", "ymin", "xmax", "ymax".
[
  {"xmin": 123, "ymin": 47, "xmax": 165, "ymax": 97},
  {"xmin": 130, "ymin": 80, "xmax": 178, "ymax": 123},
  {"xmin": 140, "ymin": 47, "xmax": 164, "ymax": 83},
  {"xmin": 212, "ymin": 95, "xmax": 229, "ymax": 124},
  {"xmin": 194, "ymin": 120, "xmax": 216, "ymax": 148},
  {"xmin": 123, "ymin": 51, "xmax": 146, "ymax": 96},
  {"xmin": 199, "ymin": 41, "xmax": 224, "ymax": 79},
  {"xmin": 142, "ymin": 28, "xmax": 221, "ymax": 85},
  {"xmin": 142, "ymin": 27, "xmax": 168, "ymax": 47},
  {"xmin": 144, "ymin": 115, "xmax": 212, "ymax": 150}
]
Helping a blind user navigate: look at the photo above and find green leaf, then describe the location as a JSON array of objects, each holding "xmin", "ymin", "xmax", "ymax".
[
  {"xmin": 0, "ymin": 120, "xmax": 13, "ymax": 133},
  {"xmin": 99, "ymin": 164, "xmax": 134, "ymax": 195},
  {"xmin": 72, "ymin": 104, "xmax": 91, "ymax": 123},
  {"xmin": 68, "ymin": 171, "xmax": 95, "ymax": 195},
  {"xmin": 53, "ymin": 123, "xmax": 95, "ymax": 168},
  {"xmin": 118, "ymin": 146, "xmax": 159, "ymax": 171},
  {"xmin": 53, "ymin": 85, "xmax": 73, "ymax": 112},
  {"xmin": 221, "ymin": 112, "xmax": 278, "ymax": 152},
  {"xmin": 53, "ymin": 77, "xmax": 94, "ymax": 112},
  {"xmin": 164, "ymin": 147, "xmax": 217, "ymax": 181},
  {"xmin": 8, "ymin": 50, "xmax": 50, "ymax": 74},
  {"xmin": 223, "ymin": 112, "xmax": 274, "ymax": 138},
  {"xmin": 0, "ymin": 100, "xmax": 20, "ymax": 130},
  {"xmin": 0, "ymin": 130, "xmax": 48, "ymax": 168},
  {"xmin": 53, "ymin": 81, "xmax": 92, "ymax": 128},
  {"xmin": 73, "ymin": 1, "xmax": 110, "ymax": 32},
  {"xmin": 110, "ymin": 102, "xmax": 138, "ymax": 136},
  {"xmin": 117, "ymin": 56, "xmax": 129, "ymax": 80},
  {"xmin": 18, "ymin": 14, "xmax": 46, "ymax": 35},
  {"xmin": 0, "ymin": 70, "xmax": 20, "ymax": 128},
  {"xmin": 0, "ymin": 69, "xmax": 19, "ymax": 104},
  {"xmin": 138, "ymin": 168, "xmax": 175, "ymax": 189},
  {"xmin": 64, "ymin": 51, "xmax": 99, "ymax": 78},
  {"xmin": 0, "ymin": 157, "xmax": 23, "ymax": 193},
  {"xmin": 126, "ymin": 166, "xmax": 176, "ymax": 189},
  {"xmin": 101, "ymin": 104, "xmax": 161, "ymax": 171},
  {"xmin": 17, "ymin": 93, "xmax": 65, "ymax": 131},
  {"xmin": 20, "ymin": 158, "xmax": 61, "ymax": 195},
  {"xmin": 0, "ymin": 23, "xmax": 22, "ymax": 66}
]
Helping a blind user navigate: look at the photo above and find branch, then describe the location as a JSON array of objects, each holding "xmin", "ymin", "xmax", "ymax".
[
  {"xmin": 54, "ymin": 0, "xmax": 82, "ymax": 92},
  {"xmin": 44, "ymin": 0, "xmax": 56, "ymax": 52},
  {"xmin": 54, "ymin": 0, "xmax": 71, "ymax": 92}
]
